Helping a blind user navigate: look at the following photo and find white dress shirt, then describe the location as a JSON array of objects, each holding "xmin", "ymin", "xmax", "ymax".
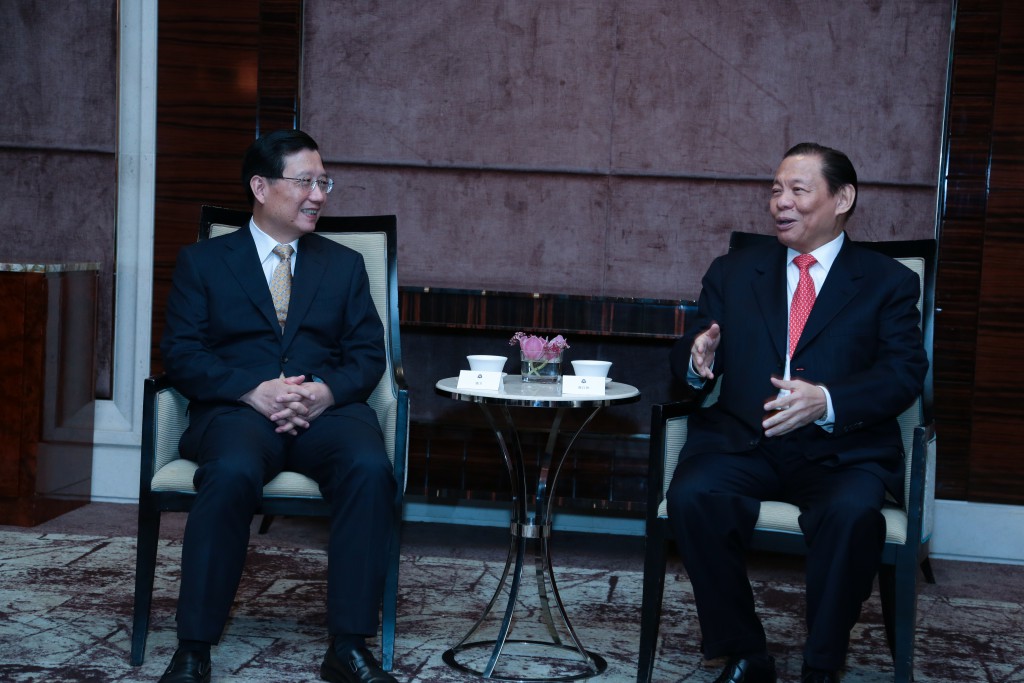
[
  {"xmin": 687, "ymin": 232, "xmax": 846, "ymax": 431},
  {"xmin": 249, "ymin": 219, "xmax": 298, "ymax": 285}
]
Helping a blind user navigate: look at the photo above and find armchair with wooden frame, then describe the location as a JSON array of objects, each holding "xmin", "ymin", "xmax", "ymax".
[
  {"xmin": 130, "ymin": 206, "xmax": 409, "ymax": 671},
  {"xmin": 637, "ymin": 232, "xmax": 937, "ymax": 683}
]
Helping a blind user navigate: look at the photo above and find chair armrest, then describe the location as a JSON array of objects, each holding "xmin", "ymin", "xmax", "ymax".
[
  {"xmin": 146, "ymin": 372, "xmax": 175, "ymax": 393},
  {"xmin": 904, "ymin": 421, "xmax": 936, "ymax": 546},
  {"xmin": 393, "ymin": 386, "xmax": 410, "ymax": 494},
  {"xmin": 651, "ymin": 396, "xmax": 703, "ymax": 424}
]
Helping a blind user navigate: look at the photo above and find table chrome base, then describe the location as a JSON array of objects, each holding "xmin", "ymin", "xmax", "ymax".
[
  {"xmin": 432, "ymin": 378, "xmax": 640, "ymax": 682},
  {"xmin": 443, "ymin": 640, "xmax": 608, "ymax": 682},
  {"xmin": 440, "ymin": 404, "xmax": 607, "ymax": 681}
]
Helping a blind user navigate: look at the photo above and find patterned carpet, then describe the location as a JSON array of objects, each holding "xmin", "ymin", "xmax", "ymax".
[{"xmin": 1, "ymin": 508, "xmax": 1023, "ymax": 682}]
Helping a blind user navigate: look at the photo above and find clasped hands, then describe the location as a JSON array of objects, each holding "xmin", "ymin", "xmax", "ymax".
[
  {"xmin": 240, "ymin": 375, "xmax": 335, "ymax": 435},
  {"xmin": 691, "ymin": 323, "xmax": 826, "ymax": 437}
]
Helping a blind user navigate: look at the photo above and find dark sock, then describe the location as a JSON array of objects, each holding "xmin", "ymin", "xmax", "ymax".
[
  {"xmin": 333, "ymin": 634, "xmax": 367, "ymax": 656},
  {"xmin": 177, "ymin": 639, "xmax": 211, "ymax": 656}
]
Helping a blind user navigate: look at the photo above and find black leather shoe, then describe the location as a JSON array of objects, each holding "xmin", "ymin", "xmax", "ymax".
[
  {"xmin": 158, "ymin": 649, "xmax": 211, "ymax": 683},
  {"xmin": 801, "ymin": 663, "xmax": 840, "ymax": 682},
  {"xmin": 320, "ymin": 645, "xmax": 397, "ymax": 683},
  {"xmin": 713, "ymin": 655, "xmax": 777, "ymax": 683}
]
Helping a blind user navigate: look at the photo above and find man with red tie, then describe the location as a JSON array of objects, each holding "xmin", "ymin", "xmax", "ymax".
[{"xmin": 666, "ymin": 143, "xmax": 928, "ymax": 683}]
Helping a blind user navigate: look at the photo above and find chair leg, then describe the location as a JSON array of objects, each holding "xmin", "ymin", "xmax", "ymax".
[
  {"xmin": 258, "ymin": 514, "xmax": 275, "ymax": 534},
  {"xmin": 878, "ymin": 564, "xmax": 897, "ymax": 660},
  {"xmin": 380, "ymin": 513, "xmax": 402, "ymax": 671},
  {"xmin": 919, "ymin": 557, "xmax": 936, "ymax": 584},
  {"xmin": 637, "ymin": 522, "xmax": 669, "ymax": 683},
  {"xmin": 893, "ymin": 560, "xmax": 919, "ymax": 683},
  {"xmin": 879, "ymin": 561, "xmax": 918, "ymax": 683},
  {"xmin": 131, "ymin": 500, "xmax": 162, "ymax": 666}
]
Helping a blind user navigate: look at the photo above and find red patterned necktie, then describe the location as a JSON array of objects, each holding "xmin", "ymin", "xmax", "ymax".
[{"xmin": 789, "ymin": 253, "xmax": 817, "ymax": 357}]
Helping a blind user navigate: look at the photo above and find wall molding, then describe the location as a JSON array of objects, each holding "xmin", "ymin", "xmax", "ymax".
[
  {"xmin": 90, "ymin": 0, "xmax": 157, "ymax": 499},
  {"xmin": 929, "ymin": 500, "xmax": 1024, "ymax": 565},
  {"xmin": 324, "ymin": 157, "xmax": 935, "ymax": 189}
]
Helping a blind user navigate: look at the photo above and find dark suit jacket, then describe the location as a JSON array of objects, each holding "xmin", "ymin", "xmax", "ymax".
[
  {"xmin": 160, "ymin": 225, "xmax": 386, "ymax": 457},
  {"xmin": 670, "ymin": 235, "xmax": 928, "ymax": 498}
]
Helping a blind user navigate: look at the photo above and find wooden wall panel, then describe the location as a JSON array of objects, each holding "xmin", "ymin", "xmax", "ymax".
[
  {"xmin": 935, "ymin": 0, "xmax": 1024, "ymax": 503},
  {"xmin": 0, "ymin": 268, "xmax": 96, "ymax": 525},
  {"xmin": 257, "ymin": 1, "xmax": 303, "ymax": 133},
  {"xmin": 934, "ymin": 2, "xmax": 992, "ymax": 500},
  {"xmin": 152, "ymin": 1, "xmax": 302, "ymax": 371},
  {"xmin": 965, "ymin": 0, "xmax": 1024, "ymax": 504}
]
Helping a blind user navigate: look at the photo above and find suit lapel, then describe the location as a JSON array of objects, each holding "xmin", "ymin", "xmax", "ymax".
[
  {"xmin": 282, "ymin": 234, "xmax": 329, "ymax": 347},
  {"xmin": 793, "ymin": 239, "xmax": 863, "ymax": 357},
  {"xmin": 221, "ymin": 228, "xmax": 281, "ymax": 333},
  {"xmin": 751, "ymin": 244, "xmax": 789, "ymax": 362}
]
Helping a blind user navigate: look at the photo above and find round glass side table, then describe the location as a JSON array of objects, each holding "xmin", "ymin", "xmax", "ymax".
[{"xmin": 435, "ymin": 374, "xmax": 641, "ymax": 682}]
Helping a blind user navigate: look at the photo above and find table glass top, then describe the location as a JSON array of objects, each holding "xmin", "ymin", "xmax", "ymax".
[{"xmin": 435, "ymin": 375, "xmax": 640, "ymax": 407}]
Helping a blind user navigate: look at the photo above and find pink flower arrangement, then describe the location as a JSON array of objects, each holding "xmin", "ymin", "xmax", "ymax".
[{"xmin": 509, "ymin": 332, "xmax": 570, "ymax": 361}]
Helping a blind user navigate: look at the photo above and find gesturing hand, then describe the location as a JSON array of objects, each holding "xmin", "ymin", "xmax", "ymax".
[{"xmin": 690, "ymin": 323, "xmax": 721, "ymax": 380}]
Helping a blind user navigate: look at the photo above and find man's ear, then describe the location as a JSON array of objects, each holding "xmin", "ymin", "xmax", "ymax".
[
  {"xmin": 835, "ymin": 184, "xmax": 856, "ymax": 217},
  {"xmin": 250, "ymin": 175, "xmax": 268, "ymax": 206}
]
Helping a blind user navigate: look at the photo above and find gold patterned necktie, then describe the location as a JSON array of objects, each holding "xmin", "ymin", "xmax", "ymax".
[
  {"xmin": 789, "ymin": 253, "xmax": 817, "ymax": 357},
  {"xmin": 270, "ymin": 244, "xmax": 294, "ymax": 330}
]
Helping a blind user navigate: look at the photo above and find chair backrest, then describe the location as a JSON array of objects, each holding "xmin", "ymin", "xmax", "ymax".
[
  {"xmin": 198, "ymin": 205, "xmax": 405, "ymax": 467},
  {"xmin": 662, "ymin": 233, "xmax": 936, "ymax": 516}
]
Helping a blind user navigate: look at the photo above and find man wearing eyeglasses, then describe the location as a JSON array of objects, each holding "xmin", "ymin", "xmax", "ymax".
[{"xmin": 158, "ymin": 129, "xmax": 399, "ymax": 683}]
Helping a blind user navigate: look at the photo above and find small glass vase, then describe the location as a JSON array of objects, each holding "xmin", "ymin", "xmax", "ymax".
[{"xmin": 520, "ymin": 350, "xmax": 563, "ymax": 383}]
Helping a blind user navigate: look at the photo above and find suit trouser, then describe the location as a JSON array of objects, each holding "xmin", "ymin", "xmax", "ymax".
[
  {"xmin": 665, "ymin": 439, "xmax": 887, "ymax": 671},
  {"xmin": 175, "ymin": 405, "xmax": 396, "ymax": 644}
]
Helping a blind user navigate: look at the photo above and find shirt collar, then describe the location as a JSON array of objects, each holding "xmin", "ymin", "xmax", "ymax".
[
  {"xmin": 249, "ymin": 218, "xmax": 299, "ymax": 262},
  {"xmin": 787, "ymin": 231, "xmax": 844, "ymax": 273}
]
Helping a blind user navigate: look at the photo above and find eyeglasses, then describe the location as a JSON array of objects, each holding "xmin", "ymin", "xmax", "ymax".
[{"xmin": 270, "ymin": 176, "xmax": 334, "ymax": 194}]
